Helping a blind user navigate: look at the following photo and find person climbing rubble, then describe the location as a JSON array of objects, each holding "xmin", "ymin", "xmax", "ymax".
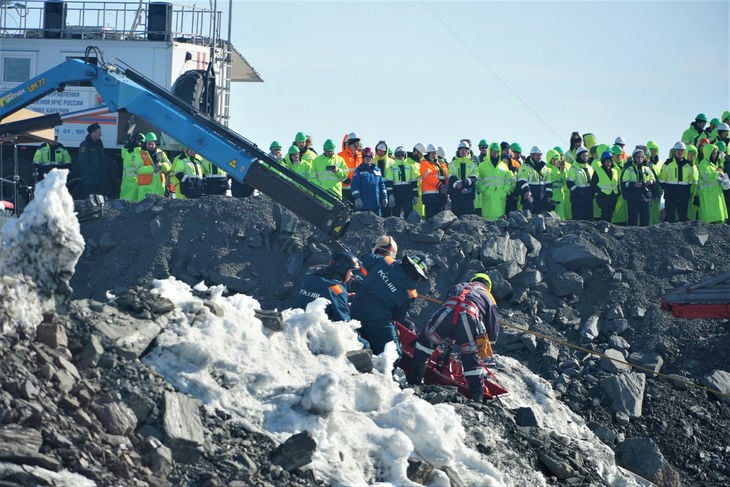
[{"xmin": 406, "ymin": 273, "xmax": 500, "ymax": 401}]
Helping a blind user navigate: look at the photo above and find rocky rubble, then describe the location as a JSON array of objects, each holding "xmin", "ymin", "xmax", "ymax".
[{"xmin": 2, "ymin": 190, "xmax": 730, "ymax": 486}]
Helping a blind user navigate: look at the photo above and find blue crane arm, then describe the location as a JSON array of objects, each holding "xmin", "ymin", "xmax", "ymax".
[{"xmin": 0, "ymin": 57, "xmax": 351, "ymax": 237}]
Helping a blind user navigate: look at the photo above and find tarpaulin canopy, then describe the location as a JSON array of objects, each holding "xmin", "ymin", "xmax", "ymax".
[{"xmin": 0, "ymin": 108, "xmax": 55, "ymax": 144}]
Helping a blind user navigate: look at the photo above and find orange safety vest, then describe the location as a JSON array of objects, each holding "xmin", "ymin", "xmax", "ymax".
[
  {"xmin": 138, "ymin": 150, "xmax": 154, "ymax": 185},
  {"xmin": 338, "ymin": 149, "xmax": 361, "ymax": 188},
  {"xmin": 420, "ymin": 159, "xmax": 447, "ymax": 194}
]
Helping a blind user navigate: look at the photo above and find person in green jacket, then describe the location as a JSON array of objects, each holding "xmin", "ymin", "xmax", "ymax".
[
  {"xmin": 385, "ymin": 146, "xmax": 419, "ymax": 218},
  {"xmin": 697, "ymin": 143, "xmax": 729, "ymax": 223},
  {"xmin": 686, "ymin": 144, "xmax": 701, "ymax": 220},
  {"xmin": 646, "ymin": 141, "xmax": 664, "ymax": 224},
  {"xmin": 609, "ymin": 145, "xmax": 628, "ymax": 225},
  {"xmin": 476, "ymin": 142, "xmax": 514, "ymax": 221},
  {"xmin": 119, "ymin": 132, "xmax": 144, "ymax": 201},
  {"xmin": 546, "ymin": 148, "xmax": 571, "ymax": 220},
  {"xmin": 681, "ymin": 113, "xmax": 709, "ymax": 147},
  {"xmin": 135, "ymin": 132, "xmax": 171, "ymax": 200},
  {"xmin": 171, "ymin": 146, "xmax": 204, "ymax": 199},
  {"xmin": 310, "ymin": 139, "xmax": 348, "ymax": 198},
  {"xmin": 284, "ymin": 144, "xmax": 311, "ymax": 178},
  {"xmin": 33, "ymin": 135, "xmax": 72, "ymax": 186}
]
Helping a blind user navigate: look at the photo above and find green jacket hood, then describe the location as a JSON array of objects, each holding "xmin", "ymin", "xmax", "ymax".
[{"xmin": 702, "ymin": 143, "xmax": 717, "ymax": 160}]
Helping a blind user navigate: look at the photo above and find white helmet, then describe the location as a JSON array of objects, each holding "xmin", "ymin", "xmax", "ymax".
[
  {"xmin": 347, "ymin": 132, "xmax": 360, "ymax": 142},
  {"xmin": 717, "ymin": 122, "xmax": 730, "ymax": 131},
  {"xmin": 673, "ymin": 141, "xmax": 686, "ymax": 151},
  {"xmin": 530, "ymin": 146, "xmax": 543, "ymax": 154},
  {"xmin": 614, "ymin": 136, "xmax": 626, "ymax": 145},
  {"xmin": 437, "ymin": 146, "xmax": 446, "ymax": 158},
  {"xmin": 413, "ymin": 143, "xmax": 426, "ymax": 154},
  {"xmin": 426, "ymin": 143, "xmax": 437, "ymax": 153},
  {"xmin": 576, "ymin": 146, "xmax": 588, "ymax": 155},
  {"xmin": 458, "ymin": 140, "xmax": 470, "ymax": 149}
]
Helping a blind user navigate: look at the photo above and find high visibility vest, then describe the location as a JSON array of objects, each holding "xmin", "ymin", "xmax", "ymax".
[
  {"xmin": 138, "ymin": 150, "xmax": 154, "ymax": 185},
  {"xmin": 595, "ymin": 165, "xmax": 619, "ymax": 195}
]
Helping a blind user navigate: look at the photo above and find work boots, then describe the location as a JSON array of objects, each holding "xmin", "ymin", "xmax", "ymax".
[
  {"xmin": 406, "ymin": 361, "xmax": 427, "ymax": 386},
  {"xmin": 469, "ymin": 384, "xmax": 485, "ymax": 402}
]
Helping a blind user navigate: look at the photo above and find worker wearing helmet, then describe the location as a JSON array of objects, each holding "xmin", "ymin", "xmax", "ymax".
[
  {"xmin": 385, "ymin": 146, "xmax": 419, "ymax": 218},
  {"xmin": 284, "ymin": 144, "xmax": 311, "ymax": 179},
  {"xmin": 293, "ymin": 131, "xmax": 316, "ymax": 164},
  {"xmin": 545, "ymin": 148, "xmax": 572, "ymax": 220},
  {"xmin": 420, "ymin": 144, "xmax": 449, "ymax": 218},
  {"xmin": 373, "ymin": 141, "xmax": 394, "ymax": 217},
  {"xmin": 118, "ymin": 132, "xmax": 144, "ymax": 201},
  {"xmin": 348, "ymin": 235, "xmax": 399, "ymax": 293},
  {"xmin": 311, "ymin": 139, "xmax": 348, "ymax": 199},
  {"xmin": 448, "ymin": 141, "xmax": 479, "ymax": 217},
  {"xmin": 516, "ymin": 146, "xmax": 553, "ymax": 214},
  {"xmin": 351, "ymin": 254, "xmax": 429, "ymax": 366},
  {"xmin": 407, "ymin": 272, "xmax": 500, "ymax": 402},
  {"xmin": 660, "ymin": 142, "xmax": 697, "ymax": 222},
  {"xmin": 338, "ymin": 132, "xmax": 363, "ymax": 203},
  {"xmin": 566, "ymin": 146, "xmax": 595, "ymax": 221},
  {"xmin": 351, "ymin": 147, "xmax": 388, "ymax": 215},
  {"xmin": 268, "ymin": 141, "xmax": 283, "ymax": 161},
  {"xmin": 475, "ymin": 142, "xmax": 514, "ymax": 221},
  {"xmin": 136, "ymin": 131, "xmax": 171, "ymax": 200},
  {"xmin": 608, "ymin": 144, "xmax": 629, "ymax": 225},
  {"xmin": 681, "ymin": 113, "xmax": 709, "ymax": 148},
  {"xmin": 171, "ymin": 146, "xmax": 204, "ymax": 199},
  {"xmin": 621, "ymin": 148, "xmax": 658, "ymax": 226},
  {"xmin": 293, "ymin": 251, "xmax": 368, "ymax": 347}
]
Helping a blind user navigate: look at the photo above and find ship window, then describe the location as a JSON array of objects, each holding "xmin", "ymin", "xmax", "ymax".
[{"xmin": 2, "ymin": 57, "xmax": 31, "ymax": 83}]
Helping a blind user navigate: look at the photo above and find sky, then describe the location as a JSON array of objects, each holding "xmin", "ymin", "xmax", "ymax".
[
  {"xmin": 0, "ymin": 171, "xmax": 647, "ymax": 486},
  {"xmin": 226, "ymin": 0, "xmax": 729, "ymax": 158}
]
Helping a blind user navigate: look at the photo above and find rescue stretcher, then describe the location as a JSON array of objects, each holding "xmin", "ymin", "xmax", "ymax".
[{"xmin": 396, "ymin": 322, "xmax": 509, "ymax": 400}]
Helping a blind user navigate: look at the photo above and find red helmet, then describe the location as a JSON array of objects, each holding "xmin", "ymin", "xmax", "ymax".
[{"xmin": 362, "ymin": 147, "xmax": 374, "ymax": 158}]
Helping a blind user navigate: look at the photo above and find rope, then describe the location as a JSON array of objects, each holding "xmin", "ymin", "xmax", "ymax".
[{"xmin": 418, "ymin": 294, "xmax": 729, "ymax": 399}]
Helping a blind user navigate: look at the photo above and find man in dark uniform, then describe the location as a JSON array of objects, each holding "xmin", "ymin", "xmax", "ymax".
[
  {"xmin": 407, "ymin": 273, "xmax": 500, "ymax": 401},
  {"xmin": 75, "ymin": 122, "xmax": 107, "ymax": 197},
  {"xmin": 350, "ymin": 254, "xmax": 428, "ymax": 366}
]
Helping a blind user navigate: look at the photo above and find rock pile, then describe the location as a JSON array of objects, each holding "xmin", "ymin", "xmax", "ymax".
[{"xmin": 1, "ymin": 190, "xmax": 729, "ymax": 486}]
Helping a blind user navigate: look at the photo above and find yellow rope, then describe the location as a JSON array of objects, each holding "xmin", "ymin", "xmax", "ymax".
[{"xmin": 418, "ymin": 294, "xmax": 729, "ymax": 399}]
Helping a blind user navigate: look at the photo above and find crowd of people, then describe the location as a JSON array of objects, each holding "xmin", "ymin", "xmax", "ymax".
[
  {"xmin": 270, "ymin": 113, "xmax": 729, "ymax": 225},
  {"xmin": 30, "ymin": 112, "xmax": 730, "ymax": 225}
]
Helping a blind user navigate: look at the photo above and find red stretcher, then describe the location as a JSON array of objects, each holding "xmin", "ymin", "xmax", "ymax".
[{"xmin": 396, "ymin": 322, "xmax": 509, "ymax": 400}]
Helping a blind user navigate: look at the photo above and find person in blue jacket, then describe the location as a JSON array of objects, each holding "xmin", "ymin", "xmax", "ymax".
[
  {"xmin": 348, "ymin": 235, "xmax": 399, "ymax": 293},
  {"xmin": 350, "ymin": 254, "xmax": 428, "ymax": 365},
  {"xmin": 351, "ymin": 147, "xmax": 388, "ymax": 215},
  {"xmin": 293, "ymin": 251, "xmax": 360, "ymax": 323}
]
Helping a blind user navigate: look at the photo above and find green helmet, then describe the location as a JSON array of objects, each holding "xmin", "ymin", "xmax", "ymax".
[
  {"xmin": 510, "ymin": 142, "xmax": 522, "ymax": 153},
  {"xmin": 323, "ymin": 139, "xmax": 336, "ymax": 151},
  {"xmin": 270, "ymin": 140, "xmax": 282, "ymax": 150},
  {"xmin": 144, "ymin": 132, "xmax": 158, "ymax": 143},
  {"xmin": 295, "ymin": 131, "xmax": 307, "ymax": 143},
  {"xmin": 695, "ymin": 113, "xmax": 708, "ymax": 122},
  {"xmin": 610, "ymin": 144, "xmax": 623, "ymax": 155},
  {"xmin": 471, "ymin": 272, "xmax": 492, "ymax": 291},
  {"xmin": 489, "ymin": 142, "xmax": 500, "ymax": 152},
  {"xmin": 710, "ymin": 117, "xmax": 721, "ymax": 126},
  {"xmin": 646, "ymin": 140, "xmax": 659, "ymax": 151},
  {"xmin": 135, "ymin": 132, "xmax": 146, "ymax": 142},
  {"xmin": 716, "ymin": 140, "xmax": 727, "ymax": 152},
  {"xmin": 478, "ymin": 139, "xmax": 488, "ymax": 147},
  {"xmin": 288, "ymin": 145, "xmax": 300, "ymax": 156},
  {"xmin": 553, "ymin": 146, "xmax": 564, "ymax": 155}
]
